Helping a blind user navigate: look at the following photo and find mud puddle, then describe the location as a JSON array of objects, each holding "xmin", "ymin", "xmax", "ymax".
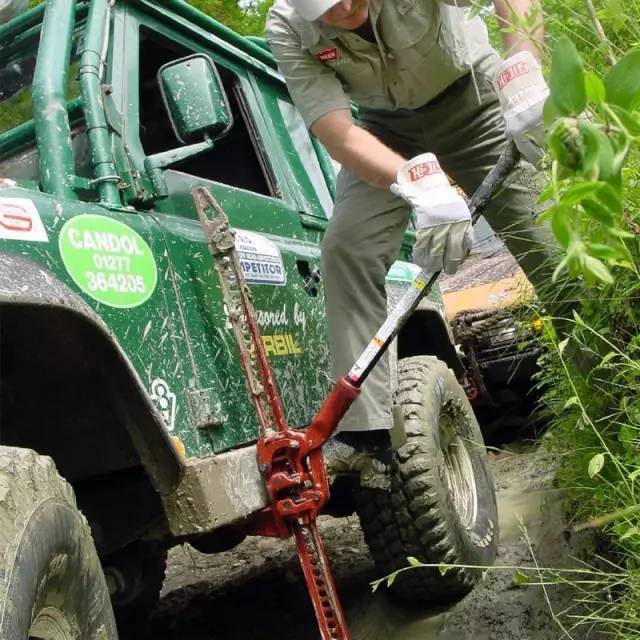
[{"xmin": 147, "ymin": 448, "xmax": 590, "ymax": 640}]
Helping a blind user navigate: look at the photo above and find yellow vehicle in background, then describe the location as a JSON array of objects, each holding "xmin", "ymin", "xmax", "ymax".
[{"xmin": 442, "ymin": 219, "xmax": 544, "ymax": 441}]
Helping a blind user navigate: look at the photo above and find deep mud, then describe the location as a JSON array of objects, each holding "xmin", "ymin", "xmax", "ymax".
[{"xmin": 146, "ymin": 448, "xmax": 593, "ymax": 640}]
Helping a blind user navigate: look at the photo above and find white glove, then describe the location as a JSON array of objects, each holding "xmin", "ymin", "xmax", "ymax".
[
  {"xmin": 391, "ymin": 153, "xmax": 473, "ymax": 275},
  {"xmin": 494, "ymin": 51, "xmax": 550, "ymax": 165}
]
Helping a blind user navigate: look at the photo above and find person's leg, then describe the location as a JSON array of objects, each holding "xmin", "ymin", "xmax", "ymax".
[
  {"xmin": 419, "ymin": 55, "xmax": 572, "ymax": 318},
  {"xmin": 322, "ymin": 166, "xmax": 413, "ymax": 434}
]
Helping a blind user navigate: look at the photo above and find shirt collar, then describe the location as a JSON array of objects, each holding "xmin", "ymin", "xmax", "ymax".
[{"xmin": 299, "ymin": 0, "xmax": 383, "ymax": 49}]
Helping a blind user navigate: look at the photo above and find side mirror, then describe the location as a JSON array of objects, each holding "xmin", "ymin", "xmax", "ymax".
[{"xmin": 158, "ymin": 54, "xmax": 233, "ymax": 144}]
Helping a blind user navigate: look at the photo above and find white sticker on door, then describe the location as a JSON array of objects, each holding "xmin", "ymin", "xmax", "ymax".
[
  {"xmin": 235, "ymin": 230, "xmax": 286, "ymax": 286},
  {"xmin": 150, "ymin": 378, "xmax": 177, "ymax": 431},
  {"xmin": 0, "ymin": 197, "xmax": 49, "ymax": 242}
]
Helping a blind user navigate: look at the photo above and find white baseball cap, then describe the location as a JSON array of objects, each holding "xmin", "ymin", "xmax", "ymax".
[{"xmin": 290, "ymin": 0, "xmax": 342, "ymax": 21}]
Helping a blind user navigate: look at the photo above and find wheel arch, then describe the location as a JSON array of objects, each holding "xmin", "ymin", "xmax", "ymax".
[
  {"xmin": 0, "ymin": 253, "xmax": 182, "ymax": 552},
  {"xmin": 398, "ymin": 301, "xmax": 464, "ymax": 377}
]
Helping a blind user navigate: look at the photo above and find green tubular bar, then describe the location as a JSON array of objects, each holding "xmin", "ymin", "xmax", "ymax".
[{"xmin": 31, "ymin": 0, "xmax": 78, "ymax": 200}]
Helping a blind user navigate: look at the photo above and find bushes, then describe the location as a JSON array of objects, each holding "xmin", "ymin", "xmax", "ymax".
[{"xmin": 533, "ymin": 3, "xmax": 640, "ymax": 635}]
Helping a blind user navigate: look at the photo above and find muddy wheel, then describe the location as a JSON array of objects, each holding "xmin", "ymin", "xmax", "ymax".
[
  {"xmin": 104, "ymin": 540, "xmax": 167, "ymax": 635},
  {"xmin": 0, "ymin": 446, "xmax": 117, "ymax": 639},
  {"xmin": 357, "ymin": 356, "xmax": 498, "ymax": 605}
]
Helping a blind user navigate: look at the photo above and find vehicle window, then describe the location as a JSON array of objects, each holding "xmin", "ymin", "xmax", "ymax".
[
  {"xmin": 0, "ymin": 53, "xmax": 37, "ymax": 136},
  {"xmin": 138, "ymin": 28, "xmax": 275, "ymax": 197},
  {"xmin": 249, "ymin": 77, "xmax": 335, "ymax": 219},
  {"xmin": 0, "ymin": 53, "xmax": 80, "ymax": 138},
  {"xmin": 276, "ymin": 98, "xmax": 334, "ymax": 217},
  {"xmin": 0, "ymin": 35, "xmax": 84, "ymax": 185}
]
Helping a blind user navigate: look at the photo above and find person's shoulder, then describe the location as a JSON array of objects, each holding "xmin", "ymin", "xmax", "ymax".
[{"xmin": 266, "ymin": 0, "xmax": 303, "ymax": 37}]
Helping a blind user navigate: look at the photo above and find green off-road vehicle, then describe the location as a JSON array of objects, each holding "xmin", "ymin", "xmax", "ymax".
[{"xmin": 0, "ymin": 0, "xmax": 498, "ymax": 635}]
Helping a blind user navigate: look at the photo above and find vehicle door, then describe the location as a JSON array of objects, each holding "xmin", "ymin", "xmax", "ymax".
[{"xmin": 115, "ymin": 4, "xmax": 334, "ymax": 453}]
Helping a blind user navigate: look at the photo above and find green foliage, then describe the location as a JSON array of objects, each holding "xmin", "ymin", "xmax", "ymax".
[
  {"xmin": 541, "ymin": 40, "xmax": 640, "ymax": 286},
  {"xmin": 549, "ymin": 37, "xmax": 587, "ymax": 116},
  {"xmin": 187, "ymin": 0, "xmax": 273, "ymax": 35}
]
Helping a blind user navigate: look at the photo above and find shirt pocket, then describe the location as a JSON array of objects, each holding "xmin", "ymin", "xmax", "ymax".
[
  {"xmin": 308, "ymin": 44, "xmax": 385, "ymax": 102},
  {"xmin": 381, "ymin": 0, "xmax": 440, "ymax": 59}
]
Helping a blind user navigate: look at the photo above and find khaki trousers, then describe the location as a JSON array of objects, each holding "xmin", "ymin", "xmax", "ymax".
[{"xmin": 321, "ymin": 54, "xmax": 561, "ymax": 432}]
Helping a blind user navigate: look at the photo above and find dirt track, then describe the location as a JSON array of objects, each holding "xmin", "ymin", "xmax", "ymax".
[{"xmin": 146, "ymin": 448, "xmax": 591, "ymax": 640}]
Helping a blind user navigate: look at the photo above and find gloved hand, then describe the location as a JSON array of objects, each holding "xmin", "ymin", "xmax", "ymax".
[
  {"xmin": 391, "ymin": 153, "xmax": 473, "ymax": 275},
  {"xmin": 493, "ymin": 51, "xmax": 550, "ymax": 165}
]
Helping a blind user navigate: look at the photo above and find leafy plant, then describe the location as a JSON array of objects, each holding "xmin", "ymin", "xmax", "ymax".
[{"xmin": 541, "ymin": 37, "xmax": 640, "ymax": 286}]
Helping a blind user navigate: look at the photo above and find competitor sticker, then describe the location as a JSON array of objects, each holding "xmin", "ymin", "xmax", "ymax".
[
  {"xmin": 0, "ymin": 197, "xmax": 48, "ymax": 242},
  {"xmin": 150, "ymin": 378, "xmax": 177, "ymax": 431},
  {"xmin": 496, "ymin": 61, "xmax": 530, "ymax": 91},
  {"xmin": 316, "ymin": 47, "xmax": 340, "ymax": 62},
  {"xmin": 235, "ymin": 230, "xmax": 286, "ymax": 286},
  {"xmin": 408, "ymin": 159, "xmax": 442, "ymax": 182},
  {"xmin": 59, "ymin": 214, "xmax": 158, "ymax": 308}
]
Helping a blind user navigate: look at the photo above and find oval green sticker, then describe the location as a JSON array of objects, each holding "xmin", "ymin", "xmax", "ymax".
[{"xmin": 59, "ymin": 214, "xmax": 158, "ymax": 308}]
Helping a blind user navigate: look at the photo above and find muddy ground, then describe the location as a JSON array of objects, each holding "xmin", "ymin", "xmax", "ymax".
[{"xmin": 146, "ymin": 447, "xmax": 594, "ymax": 640}]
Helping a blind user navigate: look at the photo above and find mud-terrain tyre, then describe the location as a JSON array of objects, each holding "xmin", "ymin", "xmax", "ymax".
[
  {"xmin": 357, "ymin": 356, "xmax": 498, "ymax": 605},
  {"xmin": 0, "ymin": 446, "xmax": 117, "ymax": 639},
  {"xmin": 104, "ymin": 540, "xmax": 167, "ymax": 636}
]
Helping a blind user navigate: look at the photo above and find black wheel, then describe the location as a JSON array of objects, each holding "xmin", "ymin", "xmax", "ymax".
[
  {"xmin": 0, "ymin": 446, "xmax": 117, "ymax": 639},
  {"xmin": 357, "ymin": 356, "xmax": 498, "ymax": 605},
  {"xmin": 104, "ymin": 540, "xmax": 167, "ymax": 636}
]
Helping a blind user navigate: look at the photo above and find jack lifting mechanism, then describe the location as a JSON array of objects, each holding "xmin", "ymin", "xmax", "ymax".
[{"xmin": 193, "ymin": 142, "xmax": 519, "ymax": 640}]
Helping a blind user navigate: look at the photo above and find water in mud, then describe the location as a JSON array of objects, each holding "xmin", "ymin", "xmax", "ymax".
[{"xmin": 147, "ymin": 449, "xmax": 592, "ymax": 640}]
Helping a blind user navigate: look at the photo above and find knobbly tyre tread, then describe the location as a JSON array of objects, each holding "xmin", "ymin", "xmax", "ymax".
[
  {"xmin": 0, "ymin": 446, "xmax": 117, "ymax": 638},
  {"xmin": 357, "ymin": 356, "xmax": 498, "ymax": 605}
]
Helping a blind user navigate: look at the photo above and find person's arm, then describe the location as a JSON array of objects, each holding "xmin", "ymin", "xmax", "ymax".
[
  {"xmin": 266, "ymin": 10, "xmax": 402, "ymax": 189},
  {"xmin": 311, "ymin": 110, "xmax": 404, "ymax": 189},
  {"xmin": 494, "ymin": 0, "xmax": 544, "ymax": 58}
]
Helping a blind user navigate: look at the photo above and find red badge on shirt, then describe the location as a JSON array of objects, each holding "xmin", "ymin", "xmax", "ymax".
[
  {"xmin": 496, "ymin": 61, "xmax": 530, "ymax": 90},
  {"xmin": 316, "ymin": 47, "xmax": 340, "ymax": 62}
]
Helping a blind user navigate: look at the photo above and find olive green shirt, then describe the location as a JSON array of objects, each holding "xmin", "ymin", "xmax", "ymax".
[{"xmin": 266, "ymin": 0, "xmax": 494, "ymax": 128}]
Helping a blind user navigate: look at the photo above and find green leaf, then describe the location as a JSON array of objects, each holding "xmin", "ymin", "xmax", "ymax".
[
  {"xmin": 549, "ymin": 37, "xmax": 587, "ymax": 116},
  {"xmin": 386, "ymin": 572, "xmax": 397, "ymax": 587},
  {"xmin": 576, "ymin": 122, "xmax": 602, "ymax": 178},
  {"xmin": 513, "ymin": 569, "xmax": 532, "ymax": 586},
  {"xmin": 588, "ymin": 453, "xmax": 606, "ymax": 478},
  {"xmin": 606, "ymin": 227, "xmax": 636, "ymax": 240},
  {"xmin": 407, "ymin": 556, "xmax": 422, "ymax": 567},
  {"xmin": 537, "ymin": 184, "xmax": 556, "ymax": 204},
  {"xmin": 595, "ymin": 183, "xmax": 622, "ymax": 215},
  {"xmin": 582, "ymin": 124, "xmax": 615, "ymax": 181},
  {"xmin": 438, "ymin": 562, "xmax": 450, "ymax": 576},
  {"xmin": 620, "ymin": 526, "xmax": 640, "ymax": 542},
  {"xmin": 560, "ymin": 182, "xmax": 604, "ymax": 205},
  {"xmin": 551, "ymin": 207, "xmax": 573, "ymax": 248},
  {"xmin": 582, "ymin": 255, "xmax": 614, "ymax": 285},
  {"xmin": 558, "ymin": 337, "xmax": 569, "ymax": 354},
  {"xmin": 587, "ymin": 242, "xmax": 624, "ymax": 260},
  {"xmin": 609, "ymin": 104, "xmax": 640, "ymax": 138},
  {"xmin": 564, "ymin": 396, "xmax": 580, "ymax": 409},
  {"xmin": 585, "ymin": 72, "xmax": 606, "ymax": 105},
  {"xmin": 604, "ymin": 50, "xmax": 640, "ymax": 111},
  {"xmin": 543, "ymin": 96, "xmax": 561, "ymax": 129},
  {"xmin": 552, "ymin": 255, "xmax": 569, "ymax": 282},
  {"xmin": 582, "ymin": 199, "xmax": 615, "ymax": 226}
]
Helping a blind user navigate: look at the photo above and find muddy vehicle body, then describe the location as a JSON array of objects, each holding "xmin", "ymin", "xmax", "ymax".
[{"xmin": 0, "ymin": 0, "xmax": 498, "ymax": 635}]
